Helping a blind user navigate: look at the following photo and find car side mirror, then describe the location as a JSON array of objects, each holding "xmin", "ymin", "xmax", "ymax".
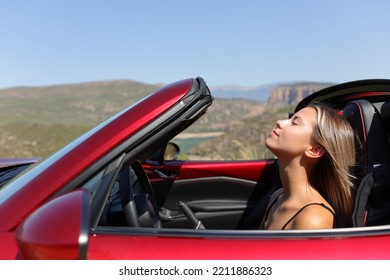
[
  {"xmin": 163, "ymin": 142, "xmax": 180, "ymax": 161},
  {"xmin": 16, "ymin": 189, "xmax": 90, "ymax": 259}
]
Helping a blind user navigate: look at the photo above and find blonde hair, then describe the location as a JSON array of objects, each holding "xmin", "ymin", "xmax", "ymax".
[{"xmin": 308, "ymin": 102, "xmax": 357, "ymax": 227}]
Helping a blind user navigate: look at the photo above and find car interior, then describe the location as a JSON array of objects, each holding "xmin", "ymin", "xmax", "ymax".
[
  {"xmin": 343, "ymin": 99, "xmax": 390, "ymax": 227},
  {"xmin": 95, "ymin": 96, "xmax": 390, "ymax": 231}
]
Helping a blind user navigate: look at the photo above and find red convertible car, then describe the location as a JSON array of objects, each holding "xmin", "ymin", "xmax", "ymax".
[{"xmin": 1, "ymin": 77, "xmax": 390, "ymax": 260}]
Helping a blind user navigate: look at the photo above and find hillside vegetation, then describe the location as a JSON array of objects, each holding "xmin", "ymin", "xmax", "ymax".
[
  {"xmin": 0, "ymin": 80, "xmax": 270, "ymax": 158},
  {"xmin": 0, "ymin": 80, "xmax": 160, "ymax": 126},
  {"xmin": 0, "ymin": 80, "xmax": 161, "ymax": 157},
  {"xmin": 184, "ymin": 105, "xmax": 295, "ymax": 160}
]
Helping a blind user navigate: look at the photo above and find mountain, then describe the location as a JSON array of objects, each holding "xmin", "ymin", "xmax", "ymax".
[
  {"xmin": 210, "ymin": 82, "xmax": 334, "ymax": 103},
  {"xmin": 0, "ymin": 80, "xmax": 265, "ymax": 158},
  {"xmin": 188, "ymin": 105, "xmax": 296, "ymax": 160},
  {"xmin": 0, "ymin": 79, "xmax": 336, "ymax": 159},
  {"xmin": 210, "ymin": 84, "xmax": 275, "ymax": 102},
  {"xmin": 0, "ymin": 80, "xmax": 161, "ymax": 126},
  {"xmin": 268, "ymin": 82, "xmax": 334, "ymax": 104}
]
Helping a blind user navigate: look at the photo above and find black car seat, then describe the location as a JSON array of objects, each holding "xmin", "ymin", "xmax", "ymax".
[
  {"xmin": 237, "ymin": 160, "xmax": 282, "ymax": 229},
  {"xmin": 343, "ymin": 99, "xmax": 390, "ymax": 226}
]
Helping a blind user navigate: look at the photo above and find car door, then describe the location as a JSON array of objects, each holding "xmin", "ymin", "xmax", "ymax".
[
  {"xmin": 86, "ymin": 225, "xmax": 390, "ymax": 259},
  {"xmin": 143, "ymin": 156, "xmax": 279, "ymax": 230},
  {"xmin": 16, "ymin": 166, "xmax": 390, "ymax": 260}
]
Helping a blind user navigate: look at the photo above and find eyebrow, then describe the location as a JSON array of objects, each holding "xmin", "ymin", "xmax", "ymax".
[{"xmin": 291, "ymin": 115, "xmax": 303, "ymax": 123}]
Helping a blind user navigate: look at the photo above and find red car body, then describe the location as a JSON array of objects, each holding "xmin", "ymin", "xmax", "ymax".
[{"xmin": 1, "ymin": 77, "xmax": 390, "ymax": 260}]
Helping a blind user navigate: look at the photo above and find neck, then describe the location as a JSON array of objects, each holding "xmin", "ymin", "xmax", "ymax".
[{"xmin": 278, "ymin": 157, "xmax": 313, "ymax": 198}]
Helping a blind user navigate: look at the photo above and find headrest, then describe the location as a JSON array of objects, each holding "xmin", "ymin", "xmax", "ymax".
[{"xmin": 378, "ymin": 101, "xmax": 390, "ymax": 133}]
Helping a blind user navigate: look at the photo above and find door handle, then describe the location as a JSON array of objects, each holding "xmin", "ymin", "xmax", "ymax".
[{"xmin": 153, "ymin": 169, "xmax": 177, "ymax": 179}]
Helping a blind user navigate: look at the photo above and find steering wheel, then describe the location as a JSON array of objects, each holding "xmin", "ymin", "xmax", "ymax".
[{"xmin": 119, "ymin": 160, "xmax": 161, "ymax": 228}]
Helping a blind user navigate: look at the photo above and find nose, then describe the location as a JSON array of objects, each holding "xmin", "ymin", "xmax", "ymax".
[{"xmin": 276, "ymin": 119, "xmax": 288, "ymax": 128}]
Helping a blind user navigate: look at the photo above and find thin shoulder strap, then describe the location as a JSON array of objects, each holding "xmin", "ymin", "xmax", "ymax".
[{"xmin": 281, "ymin": 203, "xmax": 335, "ymax": 230}]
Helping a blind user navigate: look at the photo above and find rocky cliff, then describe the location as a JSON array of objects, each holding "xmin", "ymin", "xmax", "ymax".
[{"xmin": 268, "ymin": 83, "xmax": 333, "ymax": 104}]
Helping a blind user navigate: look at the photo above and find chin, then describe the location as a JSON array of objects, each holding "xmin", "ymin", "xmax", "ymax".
[
  {"xmin": 265, "ymin": 136, "xmax": 274, "ymax": 148},
  {"xmin": 265, "ymin": 139, "xmax": 275, "ymax": 154}
]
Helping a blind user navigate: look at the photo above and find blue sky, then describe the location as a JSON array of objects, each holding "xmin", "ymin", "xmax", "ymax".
[{"xmin": 1, "ymin": 0, "xmax": 390, "ymax": 89}]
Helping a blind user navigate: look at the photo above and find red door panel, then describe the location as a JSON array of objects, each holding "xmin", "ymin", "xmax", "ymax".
[
  {"xmin": 144, "ymin": 160, "xmax": 276, "ymax": 183},
  {"xmin": 87, "ymin": 231, "xmax": 390, "ymax": 260}
]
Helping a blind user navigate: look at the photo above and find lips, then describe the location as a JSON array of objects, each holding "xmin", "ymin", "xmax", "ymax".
[{"xmin": 272, "ymin": 130, "xmax": 279, "ymax": 137}]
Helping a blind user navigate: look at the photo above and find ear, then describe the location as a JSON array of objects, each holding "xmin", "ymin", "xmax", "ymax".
[{"xmin": 305, "ymin": 144, "xmax": 325, "ymax": 159}]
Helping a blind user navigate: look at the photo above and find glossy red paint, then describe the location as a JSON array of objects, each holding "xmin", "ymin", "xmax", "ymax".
[
  {"xmin": 0, "ymin": 79, "xmax": 193, "ymax": 232},
  {"xmin": 87, "ymin": 232, "xmax": 390, "ymax": 260},
  {"xmin": 145, "ymin": 160, "xmax": 275, "ymax": 183},
  {"xmin": 15, "ymin": 190, "xmax": 87, "ymax": 260},
  {"xmin": 0, "ymin": 232, "xmax": 18, "ymax": 259},
  {"xmin": 170, "ymin": 160, "xmax": 274, "ymax": 181}
]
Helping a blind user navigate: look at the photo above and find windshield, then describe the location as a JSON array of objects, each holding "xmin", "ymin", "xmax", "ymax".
[{"xmin": 0, "ymin": 164, "xmax": 34, "ymax": 190}]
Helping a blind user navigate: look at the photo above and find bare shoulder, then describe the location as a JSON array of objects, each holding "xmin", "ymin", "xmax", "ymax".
[{"xmin": 290, "ymin": 204, "xmax": 334, "ymax": 230}]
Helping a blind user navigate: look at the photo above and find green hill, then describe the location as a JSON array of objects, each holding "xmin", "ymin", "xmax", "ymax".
[
  {"xmin": 185, "ymin": 105, "xmax": 295, "ymax": 160},
  {"xmin": 0, "ymin": 80, "xmax": 268, "ymax": 158},
  {"xmin": 0, "ymin": 80, "xmax": 160, "ymax": 126}
]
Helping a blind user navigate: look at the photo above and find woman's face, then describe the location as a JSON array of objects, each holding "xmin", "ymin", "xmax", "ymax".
[{"xmin": 265, "ymin": 107, "xmax": 318, "ymax": 159}]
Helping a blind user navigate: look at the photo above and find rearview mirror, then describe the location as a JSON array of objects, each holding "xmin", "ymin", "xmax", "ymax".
[{"xmin": 16, "ymin": 189, "xmax": 90, "ymax": 259}]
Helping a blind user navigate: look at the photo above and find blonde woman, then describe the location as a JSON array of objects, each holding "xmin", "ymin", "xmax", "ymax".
[{"xmin": 262, "ymin": 102, "xmax": 356, "ymax": 230}]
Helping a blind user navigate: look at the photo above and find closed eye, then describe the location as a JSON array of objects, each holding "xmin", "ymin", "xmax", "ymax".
[
  {"xmin": 291, "ymin": 115, "xmax": 303, "ymax": 125},
  {"xmin": 290, "ymin": 118, "xmax": 299, "ymax": 125}
]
